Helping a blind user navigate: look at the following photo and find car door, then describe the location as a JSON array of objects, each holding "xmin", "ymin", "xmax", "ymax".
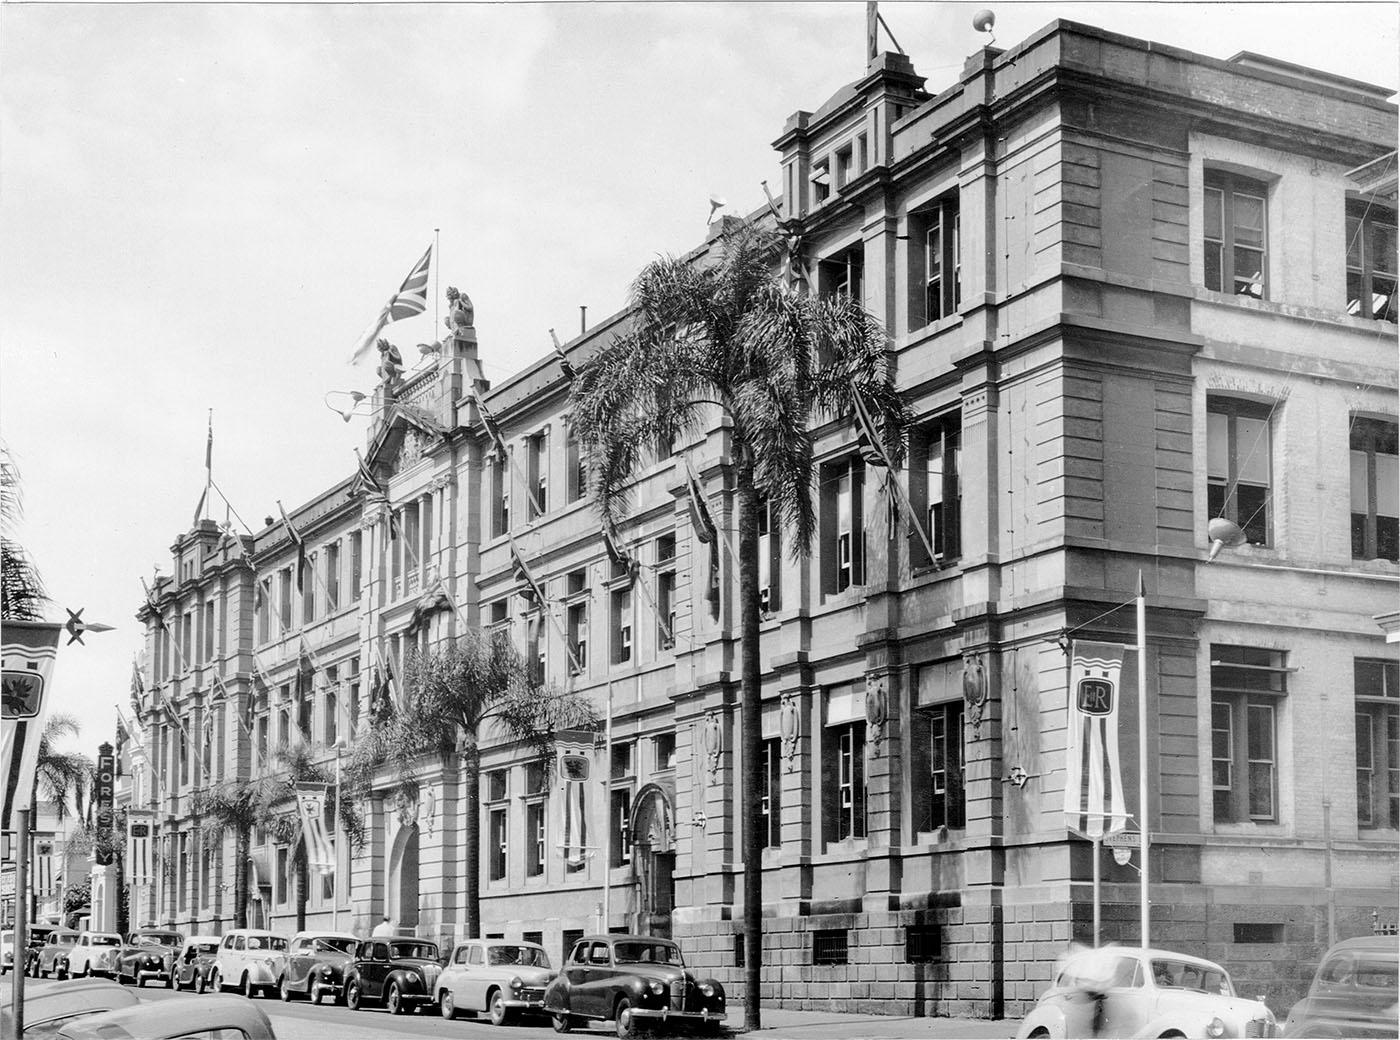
[
  {"xmin": 458, "ymin": 943, "xmax": 483, "ymax": 1009},
  {"xmin": 363, "ymin": 941, "xmax": 390, "ymax": 999},
  {"xmin": 289, "ymin": 938, "xmax": 311, "ymax": 988},
  {"xmin": 561, "ymin": 941, "xmax": 596, "ymax": 1016},
  {"xmin": 1101, "ymin": 955, "xmax": 1151, "ymax": 1037}
]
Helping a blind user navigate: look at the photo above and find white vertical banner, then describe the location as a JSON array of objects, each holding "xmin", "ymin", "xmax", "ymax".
[
  {"xmin": 1065, "ymin": 640, "xmax": 1131, "ymax": 839},
  {"xmin": 294, "ymin": 783, "xmax": 334, "ymax": 874},
  {"xmin": 127, "ymin": 811, "xmax": 156, "ymax": 887},
  {"xmin": 557, "ymin": 730, "xmax": 592, "ymax": 871},
  {"xmin": 2, "ymin": 621, "xmax": 63, "ymax": 829},
  {"xmin": 32, "ymin": 841, "xmax": 53, "ymax": 896}
]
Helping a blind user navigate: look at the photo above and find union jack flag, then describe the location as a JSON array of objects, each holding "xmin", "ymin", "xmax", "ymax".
[{"xmin": 349, "ymin": 245, "xmax": 433, "ymax": 364}]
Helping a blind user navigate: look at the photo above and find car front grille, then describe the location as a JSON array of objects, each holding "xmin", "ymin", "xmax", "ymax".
[
  {"xmin": 1245, "ymin": 1019, "xmax": 1276, "ymax": 1038},
  {"xmin": 669, "ymin": 978, "xmax": 689, "ymax": 1010},
  {"xmin": 518, "ymin": 986, "xmax": 545, "ymax": 1002}
]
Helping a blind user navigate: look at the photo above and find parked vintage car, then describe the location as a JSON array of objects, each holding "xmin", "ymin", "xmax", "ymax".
[
  {"xmin": 0, "ymin": 978, "xmax": 139, "ymax": 1037},
  {"xmin": 210, "ymin": 928, "xmax": 290, "ymax": 999},
  {"xmin": 543, "ymin": 934, "xmax": 727, "ymax": 1037},
  {"xmin": 437, "ymin": 938, "xmax": 555, "ymax": 1025},
  {"xmin": 344, "ymin": 937, "xmax": 443, "ymax": 1015},
  {"xmin": 1, "ymin": 929, "xmax": 13, "ymax": 975},
  {"xmin": 34, "ymin": 929, "xmax": 82, "ymax": 979},
  {"xmin": 54, "ymin": 995, "xmax": 278, "ymax": 1040},
  {"xmin": 1282, "ymin": 934, "xmax": 1398, "ymax": 1038},
  {"xmin": 277, "ymin": 930, "xmax": 360, "ymax": 1004},
  {"xmin": 1016, "ymin": 945, "xmax": 1277, "ymax": 1039},
  {"xmin": 23, "ymin": 925, "xmax": 56, "ymax": 976},
  {"xmin": 115, "ymin": 929, "xmax": 184, "ymax": 987},
  {"xmin": 172, "ymin": 935, "xmax": 223, "ymax": 992},
  {"xmin": 67, "ymin": 932, "xmax": 125, "ymax": 978}
]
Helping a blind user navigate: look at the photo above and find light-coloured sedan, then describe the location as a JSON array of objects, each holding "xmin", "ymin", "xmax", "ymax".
[
  {"xmin": 211, "ymin": 928, "xmax": 289, "ymax": 999},
  {"xmin": 1017, "ymin": 946, "xmax": 1277, "ymax": 1038},
  {"xmin": 68, "ymin": 932, "xmax": 125, "ymax": 978},
  {"xmin": 438, "ymin": 939, "xmax": 555, "ymax": 1025}
]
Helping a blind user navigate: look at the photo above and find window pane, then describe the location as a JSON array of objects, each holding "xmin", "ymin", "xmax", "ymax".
[
  {"xmin": 1207, "ymin": 412, "xmax": 1230, "ymax": 478},
  {"xmin": 1233, "ymin": 193, "xmax": 1265, "ymax": 240},
  {"xmin": 1247, "ymin": 704, "xmax": 1274, "ymax": 760},
  {"xmin": 1347, "ymin": 213, "xmax": 1363, "ymax": 268},
  {"xmin": 1248, "ymin": 762, "xmax": 1274, "ymax": 818},
  {"xmin": 1236, "ymin": 484, "xmax": 1269, "ymax": 544},
  {"xmin": 1204, "ymin": 243, "xmax": 1223, "ymax": 292},
  {"xmin": 1234, "ymin": 415, "xmax": 1270, "ymax": 484},
  {"xmin": 1352, "ymin": 450, "xmax": 1371, "ymax": 512},
  {"xmin": 1348, "ymin": 270, "xmax": 1367, "ymax": 316},
  {"xmin": 1370, "ymin": 221, "xmax": 1397, "ymax": 276},
  {"xmin": 1234, "ymin": 247, "xmax": 1265, "ymax": 297},
  {"xmin": 1377, "ymin": 452, "xmax": 1398, "ymax": 518},
  {"xmin": 1204, "ymin": 187, "xmax": 1223, "ymax": 240}
]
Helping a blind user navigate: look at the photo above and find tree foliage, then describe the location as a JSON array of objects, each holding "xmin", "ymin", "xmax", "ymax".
[
  {"xmin": 1, "ymin": 443, "xmax": 46, "ymax": 621},
  {"xmin": 35, "ymin": 713, "xmax": 94, "ymax": 824},
  {"xmin": 568, "ymin": 217, "xmax": 907, "ymax": 1029}
]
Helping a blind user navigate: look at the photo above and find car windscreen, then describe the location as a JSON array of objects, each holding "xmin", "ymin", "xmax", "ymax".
[
  {"xmin": 90, "ymin": 936, "xmax": 122, "ymax": 946},
  {"xmin": 613, "ymin": 942, "xmax": 682, "ymax": 965},
  {"xmin": 487, "ymin": 945, "xmax": 551, "ymax": 968},
  {"xmin": 1150, "ymin": 959, "xmax": 1233, "ymax": 996},
  {"xmin": 313, "ymin": 938, "xmax": 358, "ymax": 955},
  {"xmin": 134, "ymin": 934, "xmax": 179, "ymax": 947},
  {"xmin": 245, "ymin": 935, "xmax": 288, "ymax": 952},
  {"xmin": 195, "ymin": 942, "xmax": 220, "ymax": 954},
  {"xmin": 390, "ymin": 942, "xmax": 439, "ymax": 960}
]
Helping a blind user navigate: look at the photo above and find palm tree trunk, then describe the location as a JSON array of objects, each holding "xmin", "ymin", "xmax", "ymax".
[
  {"xmin": 294, "ymin": 843, "xmax": 308, "ymax": 933},
  {"xmin": 234, "ymin": 829, "xmax": 250, "ymax": 929},
  {"xmin": 463, "ymin": 739, "xmax": 481, "ymax": 938},
  {"xmin": 737, "ymin": 465, "xmax": 764, "ymax": 1030}
]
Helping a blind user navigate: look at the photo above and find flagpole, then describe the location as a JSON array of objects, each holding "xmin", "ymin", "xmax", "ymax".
[
  {"xmin": 12, "ymin": 807, "xmax": 30, "ymax": 1036},
  {"xmin": 434, "ymin": 228, "xmax": 441, "ymax": 334},
  {"xmin": 1136, "ymin": 570, "xmax": 1149, "ymax": 948}
]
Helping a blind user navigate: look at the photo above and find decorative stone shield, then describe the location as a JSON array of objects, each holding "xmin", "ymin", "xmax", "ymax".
[
  {"xmin": 865, "ymin": 675, "xmax": 888, "ymax": 756},
  {"xmin": 962, "ymin": 651, "xmax": 988, "ymax": 738},
  {"xmin": 779, "ymin": 693, "xmax": 800, "ymax": 770}
]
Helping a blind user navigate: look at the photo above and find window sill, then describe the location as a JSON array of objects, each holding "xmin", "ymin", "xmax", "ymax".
[
  {"xmin": 816, "ymin": 837, "xmax": 869, "ymax": 860},
  {"xmin": 905, "ymin": 312, "xmax": 964, "ymax": 343},
  {"xmin": 1209, "ymin": 820, "xmax": 1286, "ymax": 836}
]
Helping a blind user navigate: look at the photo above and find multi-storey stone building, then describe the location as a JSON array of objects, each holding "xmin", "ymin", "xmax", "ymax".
[{"xmin": 131, "ymin": 20, "xmax": 1396, "ymax": 1018}]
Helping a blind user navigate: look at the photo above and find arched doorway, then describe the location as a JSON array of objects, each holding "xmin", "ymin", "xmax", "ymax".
[
  {"xmin": 387, "ymin": 821, "xmax": 420, "ymax": 933},
  {"xmin": 629, "ymin": 784, "xmax": 675, "ymax": 938}
]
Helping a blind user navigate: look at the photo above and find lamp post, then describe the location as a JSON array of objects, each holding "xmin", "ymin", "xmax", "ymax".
[
  {"xmin": 1136, "ymin": 571, "xmax": 1149, "ymax": 948},
  {"xmin": 332, "ymin": 739, "xmax": 344, "ymax": 933}
]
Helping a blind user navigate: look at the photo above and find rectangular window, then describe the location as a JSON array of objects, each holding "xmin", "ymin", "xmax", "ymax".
[
  {"xmin": 610, "ymin": 787, "xmax": 631, "ymax": 867},
  {"xmin": 914, "ymin": 702, "xmax": 966, "ymax": 832},
  {"xmin": 1204, "ymin": 171, "xmax": 1268, "ymax": 299},
  {"xmin": 324, "ymin": 680, "xmax": 338, "ymax": 748},
  {"xmin": 203, "ymin": 601, "xmax": 215, "ymax": 664},
  {"xmin": 276, "ymin": 845, "xmax": 289, "ymax": 905},
  {"xmin": 566, "ymin": 428, "xmax": 586, "ymax": 504},
  {"xmin": 1346, "ymin": 202, "xmax": 1397, "ymax": 322},
  {"xmin": 325, "ymin": 542, "xmax": 340, "ymax": 613},
  {"xmin": 1233, "ymin": 922, "xmax": 1286, "ymax": 943},
  {"xmin": 526, "ymin": 801, "xmax": 545, "ymax": 878},
  {"xmin": 256, "ymin": 714, "xmax": 268, "ymax": 763},
  {"xmin": 653, "ymin": 733, "xmax": 676, "ymax": 772},
  {"xmin": 527, "ymin": 432, "xmax": 548, "ymax": 519},
  {"xmin": 181, "ymin": 611, "xmax": 193, "ymax": 668},
  {"xmin": 757, "ymin": 498, "xmax": 781, "ymax": 613},
  {"xmin": 760, "ymin": 739, "xmax": 781, "ymax": 849},
  {"xmin": 909, "ymin": 414, "xmax": 962, "ymax": 567},
  {"xmin": 823, "ymin": 721, "xmax": 866, "ymax": 843},
  {"xmin": 1207, "ymin": 397, "xmax": 1273, "ymax": 547},
  {"xmin": 491, "ymin": 455, "xmax": 510, "ymax": 538},
  {"xmin": 611, "ymin": 587, "xmax": 632, "ymax": 664},
  {"xmin": 905, "ymin": 925, "xmax": 941, "ymax": 963},
  {"xmin": 350, "ymin": 531, "xmax": 363, "ymax": 601},
  {"xmin": 818, "ymin": 244, "xmax": 863, "ymax": 303},
  {"xmin": 821, "ymin": 457, "xmax": 865, "ymax": 595},
  {"xmin": 256, "ymin": 580, "xmax": 270, "ymax": 644},
  {"xmin": 488, "ymin": 807, "xmax": 508, "ymax": 881},
  {"xmin": 811, "ymin": 157, "xmax": 831, "ymax": 205},
  {"xmin": 421, "ymin": 495, "xmax": 433, "ymax": 567},
  {"xmin": 812, "ymin": 930, "xmax": 849, "ymax": 965},
  {"xmin": 1211, "ymin": 645, "xmax": 1287, "ymax": 823},
  {"xmin": 279, "ymin": 568, "xmax": 292, "ymax": 631},
  {"xmin": 657, "ymin": 569, "xmax": 676, "ymax": 650},
  {"xmin": 302, "ymin": 553, "xmax": 316, "ymax": 624},
  {"xmin": 486, "ymin": 769, "xmax": 508, "ymax": 801},
  {"xmin": 835, "ymin": 145, "xmax": 853, "ymax": 189},
  {"xmin": 567, "ymin": 602, "xmax": 588, "ymax": 674},
  {"xmin": 526, "ymin": 612, "xmax": 545, "ymax": 686},
  {"xmin": 611, "ymin": 741, "xmax": 633, "ymax": 780},
  {"xmin": 909, "ymin": 196, "xmax": 961, "ymax": 329},
  {"xmin": 1355, "ymin": 658, "xmax": 1400, "ymax": 830},
  {"xmin": 1350, "ymin": 418, "xmax": 1399, "ymax": 562}
]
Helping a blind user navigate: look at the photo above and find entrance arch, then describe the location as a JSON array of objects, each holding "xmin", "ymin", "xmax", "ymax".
[
  {"xmin": 629, "ymin": 784, "xmax": 675, "ymax": 938},
  {"xmin": 387, "ymin": 821, "xmax": 420, "ymax": 933}
]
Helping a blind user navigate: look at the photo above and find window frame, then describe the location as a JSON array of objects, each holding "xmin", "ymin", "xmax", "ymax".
[
  {"xmin": 823, "ymin": 720, "xmax": 866, "ymax": 844},
  {"xmin": 908, "ymin": 196, "xmax": 961, "ymax": 330},
  {"xmin": 1355, "ymin": 658, "xmax": 1400, "ymax": 830},
  {"xmin": 1204, "ymin": 170, "xmax": 1269, "ymax": 299},
  {"xmin": 821, "ymin": 456, "xmax": 866, "ymax": 596},
  {"xmin": 1207, "ymin": 397, "xmax": 1274, "ymax": 548},
  {"xmin": 1350, "ymin": 417, "xmax": 1399, "ymax": 563},
  {"xmin": 1346, "ymin": 200, "xmax": 1397, "ymax": 323},
  {"xmin": 1210, "ymin": 645, "xmax": 1288, "ymax": 824},
  {"xmin": 759, "ymin": 738, "xmax": 782, "ymax": 849}
]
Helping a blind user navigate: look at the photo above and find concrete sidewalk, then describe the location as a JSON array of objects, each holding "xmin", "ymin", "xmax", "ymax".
[{"xmin": 731, "ymin": 1005, "xmax": 1017, "ymax": 1039}]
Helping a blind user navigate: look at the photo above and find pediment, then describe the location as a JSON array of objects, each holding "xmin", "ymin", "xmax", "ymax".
[{"xmin": 364, "ymin": 405, "xmax": 448, "ymax": 483}]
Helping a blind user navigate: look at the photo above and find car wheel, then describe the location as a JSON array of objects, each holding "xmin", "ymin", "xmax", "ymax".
[
  {"xmin": 489, "ymin": 988, "xmax": 515, "ymax": 1027},
  {"xmin": 57, "ymin": 965, "xmax": 68, "ymax": 980},
  {"xmin": 197, "ymin": 970, "xmax": 209, "ymax": 994},
  {"xmin": 280, "ymin": 975, "xmax": 293, "ymax": 1001},
  {"xmin": 346, "ymin": 979, "xmax": 363, "ymax": 1012},
  {"xmin": 81, "ymin": 962, "xmax": 92, "ymax": 977},
  {"xmin": 387, "ymin": 982, "xmax": 405, "ymax": 1015},
  {"xmin": 553, "ymin": 1013, "xmax": 576, "ymax": 1034},
  {"xmin": 166, "ymin": 970, "xmax": 175, "ymax": 989},
  {"xmin": 309, "ymin": 982, "xmax": 321, "ymax": 1005},
  {"xmin": 614, "ymin": 997, "xmax": 637, "ymax": 1039},
  {"xmin": 1027, "ymin": 1031, "xmax": 1050, "ymax": 1039},
  {"xmin": 242, "ymin": 972, "xmax": 257, "ymax": 999},
  {"xmin": 441, "ymin": 990, "xmax": 458, "ymax": 1020}
]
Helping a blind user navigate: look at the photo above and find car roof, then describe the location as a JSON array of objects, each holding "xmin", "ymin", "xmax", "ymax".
[
  {"xmin": 183, "ymin": 934, "xmax": 224, "ymax": 944},
  {"xmin": 84, "ymin": 932, "xmax": 124, "ymax": 939},
  {"xmin": 292, "ymin": 930, "xmax": 360, "ymax": 941},
  {"xmin": 56, "ymin": 995, "xmax": 274, "ymax": 1040},
  {"xmin": 580, "ymin": 934, "xmax": 677, "ymax": 944},
  {"xmin": 131, "ymin": 929, "xmax": 182, "ymax": 937},
  {"xmin": 1065, "ymin": 947, "xmax": 1229, "ymax": 972},
  {"xmin": 1325, "ymin": 936, "xmax": 1399, "ymax": 954},
  {"xmin": 0, "ymin": 979, "xmax": 139, "ymax": 1033}
]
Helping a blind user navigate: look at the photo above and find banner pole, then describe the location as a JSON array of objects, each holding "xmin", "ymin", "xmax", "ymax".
[
  {"xmin": 1136, "ymin": 571, "xmax": 1149, "ymax": 948},
  {"xmin": 13, "ymin": 807, "xmax": 30, "ymax": 1036},
  {"xmin": 1092, "ymin": 834, "xmax": 1101, "ymax": 947}
]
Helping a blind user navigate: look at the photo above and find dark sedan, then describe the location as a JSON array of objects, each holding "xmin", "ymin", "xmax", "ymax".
[
  {"xmin": 278, "ymin": 931, "xmax": 360, "ymax": 1004},
  {"xmin": 1283, "ymin": 935, "xmax": 1399, "ymax": 1038},
  {"xmin": 543, "ymin": 934, "xmax": 726, "ymax": 1038},
  {"xmin": 116, "ymin": 929, "xmax": 184, "ymax": 987},
  {"xmin": 173, "ymin": 935, "xmax": 223, "ymax": 992},
  {"xmin": 344, "ymin": 937, "xmax": 443, "ymax": 1015}
]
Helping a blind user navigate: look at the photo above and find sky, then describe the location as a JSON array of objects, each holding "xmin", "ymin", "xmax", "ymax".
[{"xmin": 2, "ymin": 1, "xmax": 1397, "ymax": 760}]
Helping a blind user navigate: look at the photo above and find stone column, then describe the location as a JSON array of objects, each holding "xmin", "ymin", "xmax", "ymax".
[{"xmin": 776, "ymin": 678, "xmax": 814, "ymax": 912}]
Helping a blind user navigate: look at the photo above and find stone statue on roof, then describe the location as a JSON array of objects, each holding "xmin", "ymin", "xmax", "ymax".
[{"xmin": 445, "ymin": 286, "xmax": 475, "ymax": 333}]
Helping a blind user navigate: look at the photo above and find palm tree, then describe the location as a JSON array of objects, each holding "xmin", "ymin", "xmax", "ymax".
[
  {"xmin": 194, "ymin": 742, "xmax": 364, "ymax": 931},
  {"xmin": 1, "ymin": 443, "xmax": 46, "ymax": 622},
  {"xmin": 394, "ymin": 629, "xmax": 598, "ymax": 938},
  {"xmin": 35, "ymin": 713, "xmax": 94, "ymax": 823},
  {"xmin": 569, "ymin": 218, "xmax": 907, "ymax": 1029}
]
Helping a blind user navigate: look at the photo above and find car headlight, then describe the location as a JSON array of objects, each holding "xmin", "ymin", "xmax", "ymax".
[
  {"xmin": 700, "ymin": 982, "xmax": 715, "ymax": 997},
  {"xmin": 320, "ymin": 965, "xmax": 335, "ymax": 976},
  {"xmin": 648, "ymin": 979, "xmax": 665, "ymax": 995},
  {"xmin": 511, "ymin": 975, "xmax": 524, "ymax": 991},
  {"xmin": 1206, "ymin": 1016, "xmax": 1226, "ymax": 1038}
]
